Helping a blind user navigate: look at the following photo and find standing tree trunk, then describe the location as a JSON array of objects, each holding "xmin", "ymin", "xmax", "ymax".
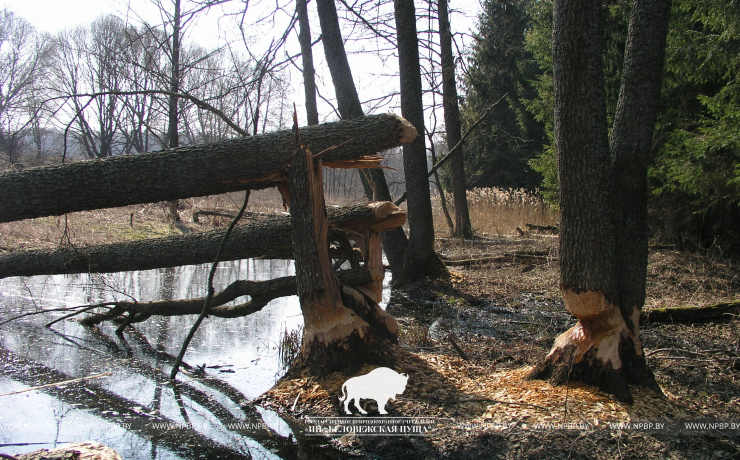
[
  {"xmin": 297, "ymin": 0, "xmax": 319, "ymax": 126},
  {"xmin": 528, "ymin": 0, "xmax": 671, "ymax": 403},
  {"xmin": 438, "ymin": 0, "xmax": 472, "ymax": 239},
  {"xmin": 611, "ymin": 0, "xmax": 672, "ymax": 327},
  {"xmin": 393, "ymin": 0, "xmax": 448, "ymax": 285},
  {"xmin": 165, "ymin": 0, "xmax": 183, "ymax": 222},
  {"xmin": 286, "ymin": 123, "xmax": 398, "ymax": 377},
  {"xmin": 315, "ymin": 0, "xmax": 409, "ymax": 281}
]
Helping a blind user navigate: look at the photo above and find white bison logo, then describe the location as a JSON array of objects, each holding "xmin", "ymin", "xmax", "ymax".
[{"xmin": 338, "ymin": 367, "xmax": 409, "ymax": 415}]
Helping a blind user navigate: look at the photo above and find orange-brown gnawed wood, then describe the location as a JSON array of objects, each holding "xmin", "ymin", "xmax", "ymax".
[
  {"xmin": 397, "ymin": 116, "xmax": 418, "ymax": 143},
  {"xmin": 346, "ymin": 229, "xmax": 385, "ymax": 303},
  {"xmin": 554, "ymin": 289, "xmax": 626, "ymax": 368},
  {"xmin": 530, "ymin": 287, "xmax": 660, "ymax": 403},
  {"xmin": 322, "ymin": 156, "xmax": 384, "ymax": 169}
]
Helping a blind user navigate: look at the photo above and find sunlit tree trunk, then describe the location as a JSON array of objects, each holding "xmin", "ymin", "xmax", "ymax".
[
  {"xmin": 528, "ymin": 0, "xmax": 671, "ymax": 403},
  {"xmin": 438, "ymin": 0, "xmax": 472, "ymax": 239},
  {"xmin": 393, "ymin": 0, "xmax": 448, "ymax": 285},
  {"xmin": 315, "ymin": 0, "xmax": 409, "ymax": 281},
  {"xmin": 286, "ymin": 129, "xmax": 399, "ymax": 377},
  {"xmin": 296, "ymin": 0, "xmax": 319, "ymax": 126}
]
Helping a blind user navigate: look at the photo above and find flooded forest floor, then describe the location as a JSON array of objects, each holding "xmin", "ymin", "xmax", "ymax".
[{"xmin": 1, "ymin": 196, "xmax": 739, "ymax": 459}]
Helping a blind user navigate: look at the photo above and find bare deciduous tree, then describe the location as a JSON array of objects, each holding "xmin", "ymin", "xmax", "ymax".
[{"xmin": 0, "ymin": 9, "xmax": 53, "ymax": 164}]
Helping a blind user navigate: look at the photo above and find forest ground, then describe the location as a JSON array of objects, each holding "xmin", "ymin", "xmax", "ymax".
[
  {"xmin": 260, "ymin": 233, "xmax": 740, "ymax": 460},
  {"xmin": 1, "ymin": 191, "xmax": 738, "ymax": 459}
]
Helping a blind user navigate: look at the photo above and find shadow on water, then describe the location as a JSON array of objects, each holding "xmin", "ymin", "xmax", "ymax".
[{"xmin": 0, "ymin": 259, "xmax": 371, "ymax": 459}]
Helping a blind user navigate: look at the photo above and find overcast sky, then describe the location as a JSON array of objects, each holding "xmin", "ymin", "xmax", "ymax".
[
  {"xmin": 1, "ymin": 0, "xmax": 236, "ymax": 49},
  {"xmin": 1, "ymin": 0, "xmax": 481, "ymax": 129}
]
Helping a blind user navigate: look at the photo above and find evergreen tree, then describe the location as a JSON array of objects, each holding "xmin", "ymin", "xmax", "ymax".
[
  {"xmin": 460, "ymin": 0, "xmax": 544, "ymax": 191},
  {"xmin": 650, "ymin": 0, "xmax": 740, "ymax": 251}
]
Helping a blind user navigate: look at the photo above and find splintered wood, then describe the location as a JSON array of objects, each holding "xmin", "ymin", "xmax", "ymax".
[{"xmin": 257, "ymin": 349, "xmax": 687, "ymax": 428}]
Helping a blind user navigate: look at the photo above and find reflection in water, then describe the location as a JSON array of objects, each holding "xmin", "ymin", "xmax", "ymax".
[{"xmin": 0, "ymin": 259, "xmax": 328, "ymax": 459}]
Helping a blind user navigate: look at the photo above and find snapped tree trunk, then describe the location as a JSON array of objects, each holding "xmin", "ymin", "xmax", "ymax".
[
  {"xmin": 438, "ymin": 0, "xmax": 473, "ymax": 239},
  {"xmin": 393, "ymin": 0, "xmax": 448, "ymax": 285},
  {"xmin": 0, "ymin": 114, "xmax": 416, "ymax": 223},
  {"xmin": 0, "ymin": 203, "xmax": 406, "ymax": 278},
  {"xmin": 528, "ymin": 0, "xmax": 671, "ymax": 404},
  {"xmin": 286, "ymin": 125, "xmax": 398, "ymax": 377},
  {"xmin": 316, "ymin": 0, "xmax": 409, "ymax": 281}
]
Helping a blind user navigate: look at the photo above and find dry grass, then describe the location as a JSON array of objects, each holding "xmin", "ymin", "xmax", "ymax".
[
  {"xmin": 0, "ymin": 205, "xmax": 176, "ymax": 252},
  {"xmin": 432, "ymin": 188, "xmax": 559, "ymax": 237},
  {"xmin": 645, "ymin": 249, "xmax": 740, "ymax": 310},
  {"xmin": 439, "ymin": 237, "xmax": 740, "ymax": 310},
  {"xmin": 0, "ymin": 190, "xmax": 287, "ymax": 253}
]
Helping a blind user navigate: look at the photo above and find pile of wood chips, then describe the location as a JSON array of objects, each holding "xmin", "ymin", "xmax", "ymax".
[{"xmin": 255, "ymin": 347, "xmax": 687, "ymax": 430}]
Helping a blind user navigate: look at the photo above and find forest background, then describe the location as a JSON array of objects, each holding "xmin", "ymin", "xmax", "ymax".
[{"xmin": 0, "ymin": 0, "xmax": 738, "ymax": 256}]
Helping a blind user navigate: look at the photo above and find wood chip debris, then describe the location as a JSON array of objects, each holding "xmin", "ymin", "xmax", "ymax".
[{"xmin": 255, "ymin": 349, "xmax": 687, "ymax": 428}]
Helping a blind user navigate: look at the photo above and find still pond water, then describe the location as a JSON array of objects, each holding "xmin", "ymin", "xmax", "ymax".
[{"xmin": 0, "ymin": 259, "xmax": 391, "ymax": 459}]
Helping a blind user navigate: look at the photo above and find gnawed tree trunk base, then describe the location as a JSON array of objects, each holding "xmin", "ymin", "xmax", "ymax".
[
  {"xmin": 527, "ymin": 290, "xmax": 663, "ymax": 404},
  {"xmin": 285, "ymin": 286, "xmax": 398, "ymax": 378},
  {"xmin": 285, "ymin": 121, "xmax": 400, "ymax": 379}
]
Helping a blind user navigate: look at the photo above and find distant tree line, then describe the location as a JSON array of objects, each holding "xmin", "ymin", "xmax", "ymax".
[{"xmin": 0, "ymin": 8, "xmax": 290, "ymax": 167}]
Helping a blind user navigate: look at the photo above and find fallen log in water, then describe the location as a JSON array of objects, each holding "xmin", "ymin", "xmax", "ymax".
[
  {"xmin": 78, "ymin": 269, "xmax": 374, "ymax": 326},
  {"xmin": 0, "ymin": 202, "xmax": 406, "ymax": 279}
]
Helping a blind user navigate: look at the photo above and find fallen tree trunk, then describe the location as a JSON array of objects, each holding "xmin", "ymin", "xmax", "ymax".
[
  {"xmin": 0, "ymin": 202, "xmax": 406, "ymax": 279},
  {"xmin": 642, "ymin": 301, "xmax": 740, "ymax": 323},
  {"xmin": 440, "ymin": 250, "xmax": 551, "ymax": 266},
  {"xmin": 0, "ymin": 114, "xmax": 416, "ymax": 223}
]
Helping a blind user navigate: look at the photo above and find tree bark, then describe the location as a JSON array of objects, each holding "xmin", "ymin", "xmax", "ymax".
[
  {"xmin": 315, "ymin": 0, "xmax": 409, "ymax": 280},
  {"xmin": 0, "ymin": 114, "xmax": 416, "ymax": 223},
  {"xmin": 528, "ymin": 0, "xmax": 671, "ymax": 404},
  {"xmin": 393, "ymin": 0, "xmax": 448, "ymax": 285},
  {"xmin": 297, "ymin": 0, "xmax": 319, "ymax": 126},
  {"xmin": 286, "ymin": 126, "xmax": 397, "ymax": 377},
  {"xmin": 165, "ymin": 0, "xmax": 183, "ymax": 223},
  {"xmin": 610, "ymin": 0, "xmax": 672, "ymax": 325},
  {"xmin": 0, "ymin": 203, "xmax": 406, "ymax": 278},
  {"xmin": 438, "ymin": 0, "xmax": 473, "ymax": 239}
]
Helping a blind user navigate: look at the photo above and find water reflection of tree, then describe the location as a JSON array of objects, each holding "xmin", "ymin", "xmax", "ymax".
[{"xmin": 0, "ymin": 322, "xmax": 307, "ymax": 458}]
